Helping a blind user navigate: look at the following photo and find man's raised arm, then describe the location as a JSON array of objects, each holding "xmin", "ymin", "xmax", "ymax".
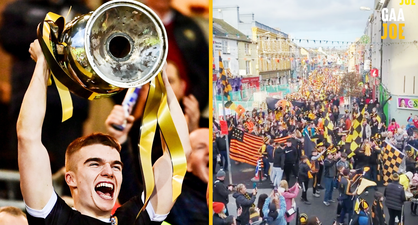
[{"xmin": 17, "ymin": 40, "xmax": 53, "ymax": 210}]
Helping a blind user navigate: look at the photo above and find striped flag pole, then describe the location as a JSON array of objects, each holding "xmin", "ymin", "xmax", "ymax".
[
  {"xmin": 408, "ymin": 144, "xmax": 418, "ymax": 153},
  {"xmin": 251, "ymin": 158, "xmax": 266, "ymax": 182},
  {"xmin": 254, "ymin": 159, "xmax": 260, "ymax": 178},
  {"xmin": 218, "ymin": 51, "xmax": 233, "ymax": 184},
  {"xmin": 408, "ymin": 144, "xmax": 418, "ymax": 158}
]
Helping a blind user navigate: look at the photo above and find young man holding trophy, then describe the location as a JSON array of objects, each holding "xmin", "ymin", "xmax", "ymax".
[{"xmin": 17, "ymin": 35, "xmax": 190, "ymax": 224}]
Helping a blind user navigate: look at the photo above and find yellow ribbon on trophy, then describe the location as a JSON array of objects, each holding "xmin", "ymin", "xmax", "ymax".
[
  {"xmin": 156, "ymin": 74, "xmax": 187, "ymax": 202},
  {"xmin": 137, "ymin": 73, "xmax": 187, "ymax": 217},
  {"xmin": 137, "ymin": 74, "xmax": 161, "ymax": 215},
  {"xmin": 40, "ymin": 13, "xmax": 73, "ymax": 121},
  {"xmin": 38, "ymin": 12, "xmax": 99, "ymax": 122}
]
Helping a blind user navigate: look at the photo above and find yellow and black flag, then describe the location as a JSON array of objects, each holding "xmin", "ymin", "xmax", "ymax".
[
  {"xmin": 218, "ymin": 52, "xmax": 232, "ymax": 105},
  {"xmin": 381, "ymin": 140, "xmax": 405, "ymax": 185},
  {"xmin": 323, "ymin": 109, "xmax": 334, "ymax": 145},
  {"xmin": 372, "ymin": 112, "xmax": 382, "ymax": 124},
  {"xmin": 346, "ymin": 106, "xmax": 366, "ymax": 156}
]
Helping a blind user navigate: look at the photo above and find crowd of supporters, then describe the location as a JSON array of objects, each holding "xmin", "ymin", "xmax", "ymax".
[{"xmin": 213, "ymin": 92, "xmax": 418, "ymax": 225}]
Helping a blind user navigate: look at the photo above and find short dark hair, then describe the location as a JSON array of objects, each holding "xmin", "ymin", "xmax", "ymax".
[
  {"xmin": 343, "ymin": 168, "xmax": 350, "ymax": 176},
  {"xmin": 306, "ymin": 216, "xmax": 320, "ymax": 225},
  {"xmin": 65, "ymin": 132, "xmax": 121, "ymax": 171},
  {"xmin": 225, "ymin": 215, "xmax": 235, "ymax": 225}
]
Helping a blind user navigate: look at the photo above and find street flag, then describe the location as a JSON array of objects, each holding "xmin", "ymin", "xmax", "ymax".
[
  {"xmin": 407, "ymin": 144, "xmax": 418, "ymax": 152},
  {"xmin": 346, "ymin": 106, "xmax": 366, "ymax": 155},
  {"xmin": 230, "ymin": 128, "xmax": 264, "ymax": 166},
  {"xmin": 218, "ymin": 52, "xmax": 233, "ymax": 105},
  {"xmin": 303, "ymin": 129, "xmax": 315, "ymax": 157},
  {"xmin": 408, "ymin": 144, "xmax": 418, "ymax": 158},
  {"xmin": 382, "ymin": 140, "xmax": 405, "ymax": 185},
  {"xmin": 274, "ymin": 135, "xmax": 291, "ymax": 144}
]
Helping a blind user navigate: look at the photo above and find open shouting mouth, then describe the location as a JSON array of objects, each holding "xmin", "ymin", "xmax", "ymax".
[{"xmin": 95, "ymin": 182, "xmax": 114, "ymax": 200}]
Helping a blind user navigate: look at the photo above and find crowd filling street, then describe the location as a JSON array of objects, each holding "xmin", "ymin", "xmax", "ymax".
[{"xmin": 213, "ymin": 69, "xmax": 418, "ymax": 225}]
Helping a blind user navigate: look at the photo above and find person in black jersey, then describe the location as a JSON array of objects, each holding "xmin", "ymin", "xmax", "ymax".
[
  {"xmin": 17, "ymin": 40, "xmax": 191, "ymax": 225},
  {"xmin": 283, "ymin": 138, "xmax": 298, "ymax": 184}
]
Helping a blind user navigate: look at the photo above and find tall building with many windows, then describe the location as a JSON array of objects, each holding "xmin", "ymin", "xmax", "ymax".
[
  {"xmin": 366, "ymin": 0, "xmax": 418, "ymax": 124},
  {"xmin": 213, "ymin": 6, "xmax": 292, "ymax": 85}
]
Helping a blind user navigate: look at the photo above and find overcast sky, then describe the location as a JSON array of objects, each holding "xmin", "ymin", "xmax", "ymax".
[{"xmin": 213, "ymin": 0, "xmax": 375, "ymax": 48}]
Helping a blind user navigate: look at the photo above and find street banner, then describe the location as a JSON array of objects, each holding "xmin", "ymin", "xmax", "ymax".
[{"xmin": 397, "ymin": 97, "xmax": 418, "ymax": 110}]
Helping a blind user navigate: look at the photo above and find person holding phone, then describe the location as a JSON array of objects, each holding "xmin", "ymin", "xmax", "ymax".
[
  {"xmin": 262, "ymin": 189, "xmax": 286, "ymax": 225},
  {"xmin": 233, "ymin": 183, "xmax": 257, "ymax": 225}
]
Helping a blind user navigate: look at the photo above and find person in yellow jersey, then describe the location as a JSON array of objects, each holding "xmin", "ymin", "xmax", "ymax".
[{"xmin": 399, "ymin": 171, "xmax": 413, "ymax": 195}]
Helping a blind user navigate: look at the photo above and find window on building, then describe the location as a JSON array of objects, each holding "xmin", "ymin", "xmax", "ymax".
[
  {"xmin": 245, "ymin": 43, "xmax": 250, "ymax": 55},
  {"xmin": 222, "ymin": 40, "xmax": 230, "ymax": 53},
  {"xmin": 223, "ymin": 60, "xmax": 230, "ymax": 69},
  {"xmin": 246, "ymin": 61, "xmax": 251, "ymax": 75}
]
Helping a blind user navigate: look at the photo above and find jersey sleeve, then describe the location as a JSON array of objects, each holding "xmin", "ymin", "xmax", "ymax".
[
  {"xmin": 26, "ymin": 192, "xmax": 77, "ymax": 225},
  {"xmin": 142, "ymin": 192, "xmax": 169, "ymax": 222},
  {"xmin": 113, "ymin": 192, "xmax": 168, "ymax": 225},
  {"xmin": 26, "ymin": 191, "xmax": 57, "ymax": 219}
]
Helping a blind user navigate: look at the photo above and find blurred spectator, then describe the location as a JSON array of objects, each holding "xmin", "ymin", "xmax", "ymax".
[
  {"xmin": 213, "ymin": 131, "xmax": 220, "ymax": 174},
  {"xmin": 271, "ymin": 142, "xmax": 285, "ymax": 188},
  {"xmin": 0, "ymin": 206, "xmax": 28, "ymax": 225},
  {"xmin": 225, "ymin": 215, "xmax": 238, "ymax": 225},
  {"xmin": 384, "ymin": 173, "xmax": 407, "ymax": 225},
  {"xmin": 257, "ymin": 193, "xmax": 268, "ymax": 218},
  {"xmin": 213, "ymin": 202, "xmax": 227, "ymax": 225},
  {"xmin": 372, "ymin": 192, "xmax": 386, "ymax": 225},
  {"xmin": 306, "ymin": 216, "xmax": 322, "ymax": 225},
  {"xmin": 350, "ymin": 199, "xmax": 372, "ymax": 225},
  {"xmin": 279, "ymin": 180, "xmax": 300, "ymax": 224},
  {"xmin": 388, "ymin": 118, "xmax": 400, "ymax": 134},
  {"xmin": 215, "ymin": 134, "xmax": 228, "ymax": 171},
  {"xmin": 164, "ymin": 128, "xmax": 209, "ymax": 225},
  {"xmin": 407, "ymin": 114, "xmax": 418, "ymax": 129},
  {"xmin": 298, "ymin": 155, "xmax": 311, "ymax": 205},
  {"xmin": 262, "ymin": 191, "xmax": 286, "ymax": 225},
  {"xmin": 248, "ymin": 206, "xmax": 263, "ymax": 225},
  {"xmin": 214, "ymin": 169, "xmax": 232, "ymax": 216},
  {"xmin": 106, "ymin": 102, "xmax": 209, "ymax": 225}
]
